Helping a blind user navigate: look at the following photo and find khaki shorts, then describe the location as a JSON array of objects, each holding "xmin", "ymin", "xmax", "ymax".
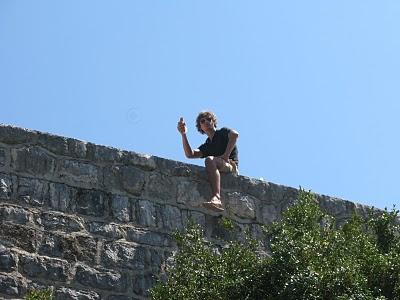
[{"xmin": 220, "ymin": 159, "xmax": 239, "ymax": 175}]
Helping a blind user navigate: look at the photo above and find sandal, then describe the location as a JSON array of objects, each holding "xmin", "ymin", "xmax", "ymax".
[{"xmin": 203, "ymin": 200, "xmax": 224, "ymax": 212}]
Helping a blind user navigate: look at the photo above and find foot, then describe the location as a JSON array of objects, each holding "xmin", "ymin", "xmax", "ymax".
[{"xmin": 203, "ymin": 195, "xmax": 224, "ymax": 212}]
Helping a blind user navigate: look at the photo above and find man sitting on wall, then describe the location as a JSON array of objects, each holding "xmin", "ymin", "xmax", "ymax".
[{"xmin": 177, "ymin": 111, "xmax": 239, "ymax": 212}]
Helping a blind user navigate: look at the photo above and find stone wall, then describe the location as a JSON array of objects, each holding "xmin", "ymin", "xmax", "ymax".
[{"xmin": 0, "ymin": 124, "xmax": 371, "ymax": 299}]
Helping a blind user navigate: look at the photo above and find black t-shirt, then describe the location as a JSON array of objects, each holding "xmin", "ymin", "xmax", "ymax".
[{"xmin": 198, "ymin": 127, "xmax": 239, "ymax": 166}]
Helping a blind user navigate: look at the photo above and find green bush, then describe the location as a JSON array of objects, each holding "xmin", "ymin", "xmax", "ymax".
[
  {"xmin": 150, "ymin": 189, "xmax": 400, "ymax": 300},
  {"xmin": 25, "ymin": 289, "xmax": 53, "ymax": 300}
]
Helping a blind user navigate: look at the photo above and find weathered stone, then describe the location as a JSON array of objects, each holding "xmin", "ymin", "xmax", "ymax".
[
  {"xmin": 104, "ymin": 165, "xmax": 146, "ymax": 196},
  {"xmin": 176, "ymin": 180, "xmax": 207, "ymax": 208},
  {"xmin": 126, "ymin": 227, "xmax": 172, "ymax": 247},
  {"xmin": 111, "ymin": 195, "xmax": 131, "ymax": 222},
  {"xmin": 54, "ymin": 287, "xmax": 100, "ymax": 300},
  {"xmin": 132, "ymin": 273, "xmax": 155, "ymax": 297},
  {"xmin": 11, "ymin": 146, "xmax": 56, "ymax": 176},
  {"xmin": 0, "ymin": 125, "xmax": 38, "ymax": 144},
  {"xmin": 0, "ymin": 244, "xmax": 17, "ymax": 272},
  {"xmin": 123, "ymin": 151, "xmax": 157, "ymax": 171},
  {"xmin": 121, "ymin": 166, "xmax": 145, "ymax": 196},
  {"xmin": 0, "ymin": 273, "xmax": 27, "ymax": 296},
  {"xmin": 0, "ymin": 223, "xmax": 42, "ymax": 253},
  {"xmin": 39, "ymin": 233, "xmax": 97, "ymax": 264},
  {"xmin": 102, "ymin": 241, "xmax": 148, "ymax": 270},
  {"xmin": 261, "ymin": 204, "xmax": 279, "ymax": 224},
  {"xmin": 172, "ymin": 165, "xmax": 191, "ymax": 177},
  {"xmin": 88, "ymin": 222, "xmax": 125, "ymax": 239},
  {"xmin": 58, "ymin": 159, "xmax": 101, "ymax": 186},
  {"xmin": 75, "ymin": 189, "xmax": 108, "ymax": 217},
  {"xmin": 86, "ymin": 143, "xmax": 124, "ymax": 163},
  {"xmin": 38, "ymin": 133, "xmax": 68, "ymax": 156},
  {"xmin": 0, "ymin": 204, "xmax": 34, "ymax": 225},
  {"xmin": 182, "ymin": 210, "xmax": 206, "ymax": 228},
  {"xmin": 0, "ymin": 173, "xmax": 12, "ymax": 199},
  {"xmin": 67, "ymin": 138, "xmax": 87, "ymax": 159},
  {"xmin": 134, "ymin": 199, "xmax": 157, "ymax": 228},
  {"xmin": 144, "ymin": 172, "xmax": 177, "ymax": 202},
  {"xmin": 107, "ymin": 295, "xmax": 135, "ymax": 300},
  {"xmin": 20, "ymin": 254, "xmax": 69, "ymax": 281},
  {"xmin": 49, "ymin": 183, "xmax": 77, "ymax": 212},
  {"xmin": 17, "ymin": 176, "xmax": 49, "ymax": 206},
  {"xmin": 225, "ymin": 192, "xmax": 257, "ymax": 219},
  {"xmin": 40, "ymin": 211, "xmax": 85, "ymax": 233},
  {"xmin": 0, "ymin": 147, "xmax": 6, "ymax": 168},
  {"xmin": 75, "ymin": 264, "xmax": 127, "ymax": 292},
  {"xmin": 161, "ymin": 205, "xmax": 183, "ymax": 231}
]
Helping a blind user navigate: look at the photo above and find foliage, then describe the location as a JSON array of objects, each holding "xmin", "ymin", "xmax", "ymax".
[
  {"xmin": 25, "ymin": 289, "xmax": 53, "ymax": 300},
  {"xmin": 150, "ymin": 189, "xmax": 400, "ymax": 300}
]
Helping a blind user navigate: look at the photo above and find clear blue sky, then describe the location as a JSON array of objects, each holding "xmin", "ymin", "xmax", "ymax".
[{"xmin": 1, "ymin": 1, "xmax": 399, "ymax": 209}]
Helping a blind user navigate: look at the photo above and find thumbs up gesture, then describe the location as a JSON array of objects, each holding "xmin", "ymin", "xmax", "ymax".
[{"xmin": 177, "ymin": 117, "xmax": 187, "ymax": 134}]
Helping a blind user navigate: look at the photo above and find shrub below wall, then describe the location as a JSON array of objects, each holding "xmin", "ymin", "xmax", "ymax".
[{"xmin": 150, "ymin": 190, "xmax": 400, "ymax": 300}]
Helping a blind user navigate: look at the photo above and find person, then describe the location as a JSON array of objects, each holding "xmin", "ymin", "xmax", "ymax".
[{"xmin": 177, "ymin": 111, "xmax": 239, "ymax": 212}]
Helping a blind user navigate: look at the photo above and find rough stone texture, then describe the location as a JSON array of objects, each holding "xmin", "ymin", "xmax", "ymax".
[
  {"xmin": 0, "ymin": 124, "xmax": 383, "ymax": 299},
  {"xmin": 75, "ymin": 264, "xmax": 127, "ymax": 292},
  {"xmin": 0, "ymin": 173, "xmax": 12, "ymax": 199}
]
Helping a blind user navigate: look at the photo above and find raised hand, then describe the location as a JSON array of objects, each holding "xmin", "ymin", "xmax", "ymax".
[{"xmin": 177, "ymin": 117, "xmax": 187, "ymax": 134}]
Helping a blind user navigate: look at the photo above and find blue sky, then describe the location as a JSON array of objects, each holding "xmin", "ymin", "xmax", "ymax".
[{"xmin": 1, "ymin": 1, "xmax": 399, "ymax": 209}]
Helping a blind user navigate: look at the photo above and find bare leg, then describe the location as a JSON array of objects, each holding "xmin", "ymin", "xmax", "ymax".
[
  {"xmin": 205, "ymin": 156, "xmax": 221, "ymax": 202},
  {"xmin": 203, "ymin": 157, "xmax": 227, "ymax": 211}
]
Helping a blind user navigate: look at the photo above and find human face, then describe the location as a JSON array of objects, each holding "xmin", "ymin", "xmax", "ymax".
[{"xmin": 199, "ymin": 116, "xmax": 213, "ymax": 132}]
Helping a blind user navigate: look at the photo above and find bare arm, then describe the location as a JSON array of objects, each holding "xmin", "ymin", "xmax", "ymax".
[
  {"xmin": 177, "ymin": 117, "xmax": 203, "ymax": 159},
  {"xmin": 221, "ymin": 129, "xmax": 239, "ymax": 161}
]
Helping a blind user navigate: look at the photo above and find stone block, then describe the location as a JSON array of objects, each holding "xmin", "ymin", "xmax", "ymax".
[
  {"xmin": 0, "ymin": 125, "xmax": 38, "ymax": 144},
  {"xmin": 17, "ymin": 176, "xmax": 49, "ymax": 206},
  {"xmin": 75, "ymin": 264, "xmax": 128, "ymax": 292},
  {"xmin": 102, "ymin": 241, "xmax": 148, "ymax": 271},
  {"xmin": 0, "ymin": 223, "xmax": 43, "ymax": 253},
  {"xmin": 20, "ymin": 255, "xmax": 70, "ymax": 282},
  {"xmin": 86, "ymin": 143, "xmax": 124, "ymax": 163},
  {"xmin": 182, "ymin": 210, "xmax": 206, "ymax": 228},
  {"xmin": 40, "ymin": 211, "xmax": 85, "ymax": 233},
  {"xmin": 87, "ymin": 222, "xmax": 125, "ymax": 239},
  {"xmin": 11, "ymin": 146, "xmax": 56, "ymax": 176},
  {"xmin": 54, "ymin": 287, "xmax": 100, "ymax": 300},
  {"xmin": 75, "ymin": 189, "xmax": 108, "ymax": 217},
  {"xmin": 0, "ymin": 204, "xmax": 35, "ymax": 225},
  {"xmin": 38, "ymin": 232, "xmax": 97, "ymax": 264},
  {"xmin": 107, "ymin": 295, "xmax": 136, "ymax": 300},
  {"xmin": 0, "ymin": 244, "xmax": 17, "ymax": 272},
  {"xmin": 225, "ymin": 192, "xmax": 257, "ymax": 219},
  {"xmin": 133, "ymin": 199, "xmax": 157, "ymax": 228},
  {"xmin": 0, "ymin": 273, "xmax": 27, "ymax": 297},
  {"xmin": 104, "ymin": 165, "xmax": 146, "ymax": 196},
  {"xmin": 132, "ymin": 273, "xmax": 155, "ymax": 297},
  {"xmin": 121, "ymin": 166, "xmax": 146, "ymax": 196},
  {"xmin": 261, "ymin": 204, "xmax": 279, "ymax": 224},
  {"xmin": 49, "ymin": 183, "xmax": 77, "ymax": 213},
  {"xmin": 144, "ymin": 173, "xmax": 177, "ymax": 202},
  {"xmin": 111, "ymin": 195, "xmax": 131, "ymax": 222},
  {"xmin": 171, "ymin": 165, "xmax": 192, "ymax": 177},
  {"xmin": 176, "ymin": 180, "xmax": 207, "ymax": 208},
  {"xmin": 37, "ymin": 133, "xmax": 68, "ymax": 156},
  {"xmin": 67, "ymin": 138, "xmax": 87, "ymax": 159},
  {"xmin": 0, "ymin": 173, "xmax": 12, "ymax": 199},
  {"xmin": 123, "ymin": 151, "xmax": 157, "ymax": 171},
  {"xmin": 126, "ymin": 227, "xmax": 172, "ymax": 247},
  {"xmin": 160, "ymin": 205, "xmax": 183, "ymax": 231},
  {"xmin": 0, "ymin": 147, "xmax": 7, "ymax": 169},
  {"xmin": 58, "ymin": 159, "xmax": 101, "ymax": 187}
]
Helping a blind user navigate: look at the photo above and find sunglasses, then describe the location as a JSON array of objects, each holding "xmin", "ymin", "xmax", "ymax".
[{"xmin": 200, "ymin": 117, "xmax": 212, "ymax": 124}]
